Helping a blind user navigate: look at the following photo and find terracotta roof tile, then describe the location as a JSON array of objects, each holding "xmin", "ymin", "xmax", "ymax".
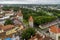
[
  {"xmin": 50, "ymin": 25, "xmax": 60, "ymax": 33},
  {"xmin": 0, "ymin": 24, "xmax": 4, "ymax": 30},
  {"xmin": 1, "ymin": 25, "xmax": 14, "ymax": 31},
  {"xmin": 29, "ymin": 34, "xmax": 54, "ymax": 40},
  {"xmin": 29, "ymin": 16, "xmax": 33, "ymax": 22}
]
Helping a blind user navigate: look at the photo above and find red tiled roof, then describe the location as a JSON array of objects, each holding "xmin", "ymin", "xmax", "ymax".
[
  {"xmin": 29, "ymin": 16, "xmax": 33, "ymax": 22},
  {"xmin": 29, "ymin": 34, "xmax": 53, "ymax": 40},
  {"xmin": 0, "ymin": 24, "xmax": 4, "ymax": 30},
  {"xmin": 50, "ymin": 25, "xmax": 60, "ymax": 33},
  {"xmin": 1, "ymin": 25, "xmax": 14, "ymax": 31}
]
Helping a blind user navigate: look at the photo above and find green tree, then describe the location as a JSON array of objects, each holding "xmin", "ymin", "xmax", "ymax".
[
  {"xmin": 4, "ymin": 19, "xmax": 14, "ymax": 25},
  {"xmin": 34, "ymin": 16, "xmax": 57, "ymax": 26},
  {"xmin": 2, "ymin": 6, "xmax": 12, "ymax": 11},
  {"xmin": 21, "ymin": 27, "xmax": 36, "ymax": 40},
  {"xmin": 57, "ymin": 14, "xmax": 60, "ymax": 18},
  {"xmin": 13, "ymin": 7, "xmax": 20, "ymax": 12}
]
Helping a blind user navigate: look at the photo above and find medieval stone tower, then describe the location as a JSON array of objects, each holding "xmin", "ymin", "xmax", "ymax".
[{"xmin": 29, "ymin": 16, "xmax": 33, "ymax": 27}]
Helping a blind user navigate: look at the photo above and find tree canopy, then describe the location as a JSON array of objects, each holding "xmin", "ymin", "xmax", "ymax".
[
  {"xmin": 21, "ymin": 27, "xmax": 36, "ymax": 40},
  {"xmin": 4, "ymin": 19, "xmax": 14, "ymax": 25}
]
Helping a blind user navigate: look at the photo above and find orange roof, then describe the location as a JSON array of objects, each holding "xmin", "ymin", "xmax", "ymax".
[
  {"xmin": 1, "ymin": 25, "xmax": 14, "ymax": 31},
  {"xmin": 50, "ymin": 25, "xmax": 60, "ymax": 33},
  {"xmin": 29, "ymin": 34, "xmax": 53, "ymax": 40},
  {"xmin": 0, "ymin": 24, "xmax": 4, "ymax": 27},
  {"xmin": 29, "ymin": 16, "xmax": 33, "ymax": 22},
  {"xmin": 29, "ymin": 34, "xmax": 43, "ymax": 40},
  {"xmin": 0, "ymin": 24, "xmax": 4, "ymax": 30}
]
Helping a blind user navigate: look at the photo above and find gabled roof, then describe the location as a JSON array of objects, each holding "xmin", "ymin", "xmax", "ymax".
[
  {"xmin": 0, "ymin": 25, "xmax": 14, "ymax": 31},
  {"xmin": 29, "ymin": 34, "xmax": 53, "ymax": 40},
  {"xmin": 49, "ymin": 25, "xmax": 60, "ymax": 33}
]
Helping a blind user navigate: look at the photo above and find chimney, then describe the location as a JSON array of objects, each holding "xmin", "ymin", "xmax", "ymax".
[{"xmin": 29, "ymin": 16, "xmax": 33, "ymax": 27}]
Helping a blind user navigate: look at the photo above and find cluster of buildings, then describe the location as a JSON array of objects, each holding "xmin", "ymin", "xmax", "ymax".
[
  {"xmin": 0, "ymin": 6, "xmax": 34, "ymax": 40},
  {"xmin": 39, "ymin": 19, "xmax": 60, "ymax": 40},
  {"xmin": 0, "ymin": 5, "xmax": 60, "ymax": 40},
  {"xmin": 29, "ymin": 34, "xmax": 54, "ymax": 40},
  {"xmin": 49, "ymin": 25, "xmax": 60, "ymax": 40}
]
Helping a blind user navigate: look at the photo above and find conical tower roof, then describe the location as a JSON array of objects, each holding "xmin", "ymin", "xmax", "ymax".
[{"xmin": 29, "ymin": 16, "xmax": 33, "ymax": 22}]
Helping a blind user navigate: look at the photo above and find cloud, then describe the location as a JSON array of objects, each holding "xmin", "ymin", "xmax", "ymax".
[
  {"xmin": 37, "ymin": 0, "xmax": 60, "ymax": 4},
  {"xmin": 0, "ymin": 0, "xmax": 60, "ymax": 4}
]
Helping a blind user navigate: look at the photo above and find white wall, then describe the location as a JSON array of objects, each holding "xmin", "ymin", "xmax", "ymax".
[
  {"xmin": 49, "ymin": 30, "xmax": 60, "ymax": 40},
  {"xmin": 18, "ymin": 16, "xmax": 23, "ymax": 22},
  {"xmin": 29, "ymin": 21, "xmax": 33, "ymax": 27},
  {"xmin": 0, "ymin": 20, "xmax": 5, "ymax": 24}
]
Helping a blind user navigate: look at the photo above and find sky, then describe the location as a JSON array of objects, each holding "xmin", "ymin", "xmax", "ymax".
[{"xmin": 0, "ymin": 0, "xmax": 60, "ymax": 4}]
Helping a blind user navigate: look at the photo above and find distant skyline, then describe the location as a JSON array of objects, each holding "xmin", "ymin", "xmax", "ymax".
[{"xmin": 0, "ymin": 0, "xmax": 60, "ymax": 4}]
